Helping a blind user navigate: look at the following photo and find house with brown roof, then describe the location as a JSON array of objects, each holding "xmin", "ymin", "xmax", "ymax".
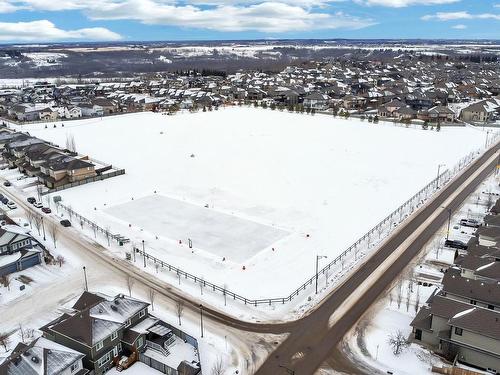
[
  {"xmin": 411, "ymin": 268, "xmax": 500, "ymax": 373},
  {"xmin": 40, "ymin": 292, "xmax": 201, "ymax": 375}
]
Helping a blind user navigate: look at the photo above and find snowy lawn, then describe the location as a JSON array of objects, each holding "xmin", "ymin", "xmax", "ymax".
[{"xmin": 16, "ymin": 107, "xmax": 489, "ymax": 300}]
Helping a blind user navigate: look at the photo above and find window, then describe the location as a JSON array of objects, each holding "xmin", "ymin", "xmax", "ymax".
[
  {"xmin": 110, "ymin": 331, "xmax": 118, "ymax": 341},
  {"xmin": 139, "ymin": 309, "xmax": 146, "ymax": 318},
  {"xmin": 95, "ymin": 341, "xmax": 103, "ymax": 351},
  {"xmin": 112, "ymin": 346, "xmax": 118, "ymax": 358},
  {"xmin": 124, "ymin": 318, "xmax": 131, "ymax": 328},
  {"xmin": 455, "ymin": 327, "xmax": 463, "ymax": 336},
  {"xmin": 470, "ymin": 300, "xmax": 477, "ymax": 305},
  {"xmin": 415, "ymin": 329, "xmax": 422, "ymax": 341},
  {"xmin": 488, "ymin": 305, "xmax": 495, "ymax": 310},
  {"xmin": 70, "ymin": 362, "xmax": 79, "ymax": 373},
  {"xmin": 97, "ymin": 352, "xmax": 111, "ymax": 368},
  {"xmin": 136, "ymin": 336, "xmax": 144, "ymax": 348}
]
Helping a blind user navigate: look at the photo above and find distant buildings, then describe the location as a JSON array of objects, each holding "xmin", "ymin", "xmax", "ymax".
[{"xmin": 1, "ymin": 59, "xmax": 498, "ymax": 125}]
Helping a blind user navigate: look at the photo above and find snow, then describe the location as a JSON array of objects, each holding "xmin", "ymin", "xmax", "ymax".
[
  {"xmin": 107, "ymin": 361, "xmax": 163, "ymax": 375},
  {"xmin": 339, "ymin": 170, "xmax": 500, "ymax": 375},
  {"xmin": 14, "ymin": 107, "xmax": 490, "ymax": 304},
  {"xmin": 105, "ymin": 194, "xmax": 288, "ymax": 263}
]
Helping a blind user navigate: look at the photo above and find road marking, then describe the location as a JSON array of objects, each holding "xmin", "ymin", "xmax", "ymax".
[{"xmin": 328, "ymin": 150, "xmax": 499, "ymax": 328}]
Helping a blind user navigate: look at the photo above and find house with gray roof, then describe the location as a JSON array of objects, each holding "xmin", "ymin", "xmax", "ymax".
[
  {"xmin": 40, "ymin": 292, "xmax": 201, "ymax": 375},
  {"xmin": 0, "ymin": 336, "xmax": 87, "ymax": 375}
]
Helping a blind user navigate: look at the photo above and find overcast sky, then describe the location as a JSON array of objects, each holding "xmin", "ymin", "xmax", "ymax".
[{"xmin": 0, "ymin": 0, "xmax": 498, "ymax": 42}]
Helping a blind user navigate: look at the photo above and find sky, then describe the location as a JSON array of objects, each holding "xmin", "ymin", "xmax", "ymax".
[{"xmin": 0, "ymin": 0, "xmax": 498, "ymax": 42}]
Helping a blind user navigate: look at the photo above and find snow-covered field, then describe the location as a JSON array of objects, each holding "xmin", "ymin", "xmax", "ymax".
[
  {"xmin": 16, "ymin": 107, "xmax": 489, "ymax": 301},
  {"xmin": 342, "ymin": 172, "xmax": 500, "ymax": 375}
]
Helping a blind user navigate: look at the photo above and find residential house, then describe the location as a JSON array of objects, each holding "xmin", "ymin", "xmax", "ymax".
[
  {"xmin": 41, "ymin": 292, "xmax": 201, "ymax": 375},
  {"xmin": 0, "ymin": 336, "xmax": 88, "ymax": 375},
  {"xmin": 0, "ymin": 225, "xmax": 41, "ymax": 277}
]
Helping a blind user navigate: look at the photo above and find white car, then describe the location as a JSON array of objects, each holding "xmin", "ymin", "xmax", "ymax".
[
  {"xmin": 33, "ymin": 202, "xmax": 43, "ymax": 208},
  {"xmin": 7, "ymin": 202, "xmax": 17, "ymax": 209}
]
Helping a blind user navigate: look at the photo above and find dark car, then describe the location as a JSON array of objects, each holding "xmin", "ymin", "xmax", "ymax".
[
  {"xmin": 0, "ymin": 194, "xmax": 3, "ymax": 200},
  {"xmin": 27, "ymin": 197, "xmax": 36, "ymax": 204},
  {"xmin": 444, "ymin": 239, "xmax": 468, "ymax": 250},
  {"xmin": 3, "ymin": 181, "xmax": 11, "ymax": 187},
  {"xmin": 41, "ymin": 207, "xmax": 52, "ymax": 214},
  {"xmin": 1, "ymin": 197, "xmax": 8, "ymax": 204},
  {"xmin": 60, "ymin": 219, "xmax": 71, "ymax": 227}
]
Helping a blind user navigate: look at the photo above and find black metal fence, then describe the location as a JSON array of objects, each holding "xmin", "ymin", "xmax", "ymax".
[
  {"xmin": 56, "ymin": 149, "xmax": 479, "ymax": 307},
  {"xmin": 43, "ymin": 169, "xmax": 125, "ymax": 195},
  {"xmin": 55, "ymin": 200, "xmax": 127, "ymax": 243},
  {"xmin": 128, "ymin": 151, "xmax": 478, "ymax": 306}
]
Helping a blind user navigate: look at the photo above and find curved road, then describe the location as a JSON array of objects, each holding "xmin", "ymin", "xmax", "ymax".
[
  {"xmin": 255, "ymin": 143, "xmax": 500, "ymax": 375},
  {"xmin": 2, "ymin": 141, "xmax": 499, "ymax": 375}
]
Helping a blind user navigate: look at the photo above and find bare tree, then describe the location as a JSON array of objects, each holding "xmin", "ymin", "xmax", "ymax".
[
  {"xmin": 105, "ymin": 226, "xmax": 111, "ymax": 246},
  {"xmin": 211, "ymin": 357, "xmax": 226, "ymax": 375},
  {"xmin": 0, "ymin": 333, "xmax": 10, "ymax": 352},
  {"xmin": 126, "ymin": 276, "xmax": 135, "ymax": 297},
  {"xmin": 149, "ymin": 289, "xmax": 156, "ymax": 311},
  {"xmin": 176, "ymin": 300, "xmax": 184, "ymax": 326},
  {"xmin": 49, "ymin": 222, "xmax": 58, "ymax": 248},
  {"xmin": 33, "ymin": 215, "xmax": 42, "ymax": 236},
  {"xmin": 26, "ymin": 210, "xmax": 35, "ymax": 229},
  {"xmin": 396, "ymin": 280, "xmax": 403, "ymax": 309},
  {"xmin": 223, "ymin": 284, "xmax": 228, "ymax": 306},
  {"xmin": 17, "ymin": 324, "xmax": 33, "ymax": 343},
  {"xmin": 0, "ymin": 275, "xmax": 11, "ymax": 291},
  {"xmin": 56, "ymin": 255, "xmax": 65, "ymax": 267},
  {"xmin": 406, "ymin": 283, "xmax": 411, "ymax": 312},
  {"xmin": 388, "ymin": 330, "xmax": 409, "ymax": 356},
  {"xmin": 414, "ymin": 286, "xmax": 421, "ymax": 314},
  {"xmin": 65, "ymin": 133, "xmax": 77, "ymax": 152}
]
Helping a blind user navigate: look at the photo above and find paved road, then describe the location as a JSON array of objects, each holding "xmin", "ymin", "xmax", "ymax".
[
  {"xmin": 255, "ymin": 144, "xmax": 500, "ymax": 375},
  {"xmin": 2, "ymin": 142, "xmax": 498, "ymax": 375}
]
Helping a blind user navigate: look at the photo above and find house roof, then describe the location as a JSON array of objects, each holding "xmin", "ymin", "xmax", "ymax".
[
  {"xmin": 449, "ymin": 307, "xmax": 500, "ymax": 341},
  {"xmin": 0, "ymin": 337, "xmax": 86, "ymax": 375},
  {"xmin": 442, "ymin": 268, "xmax": 500, "ymax": 306}
]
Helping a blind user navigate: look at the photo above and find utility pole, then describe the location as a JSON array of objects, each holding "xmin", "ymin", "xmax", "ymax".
[
  {"xmin": 316, "ymin": 255, "xmax": 327, "ymax": 294},
  {"xmin": 442, "ymin": 206, "xmax": 452, "ymax": 240},
  {"xmin": 83, "ymin": 266, "xmax": 88, "ymax": 292}
]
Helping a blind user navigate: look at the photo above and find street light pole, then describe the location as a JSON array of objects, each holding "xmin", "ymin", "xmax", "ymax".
[
  {"xmin": 83, "ymin": 266, "xmax": 88, "ymax": 292},
  {"xmin": 316, "ymin": 255, "xmax": 327, "ymax": 294},
  {"xmin": 200, "ymin": 304, "xmax": 204, "ymax": 338},
  {"xmin": 142, "ymin": 240, "xmax": 146, "ymax": 268},
  {"xmin": 442, "ymin": 206, "xmax": 452, "ymax": 240}
]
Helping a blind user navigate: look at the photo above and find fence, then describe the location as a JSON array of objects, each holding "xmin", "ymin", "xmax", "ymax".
[
  {"xmin": 55, "ymin": 144, "xmax": 490, "ymax": 307},
  {"xmin": 43, "ymin": 169, "xmax": 125, "ymax": 195},
  {"xmin": 55, "ymin": 200, "xmax": 128, "ymax": 244}
]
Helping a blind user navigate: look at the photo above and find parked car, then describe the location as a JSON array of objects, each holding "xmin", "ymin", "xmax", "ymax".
[
  {"xmin": 41, "ymin": 207, "xmax": 51, "ymax": 214},
  {"xmin": 27, "ymin": 197, "xmax": 36, "ymax": 204},
  {"xmin": 444, "ymin": 239, "xmax": 468, "ymax": 250},
  {"xmin": 460, "ymin": 218, "xmax": 480, "ymax": 228},
  {"xmin": 3, "ymin": 181, "xmax": 11, "ymax": 187},
  {"xmin": 33, "ymin": 202, "xmax": 43, "ymax": 209},
  {"xmin": 1, "ymin": 197, "xmax": 8, "ymax": 204},
  {"xmin": 7, "ymin": 202, "xmax": 17, "ymax": 209},
  {"xmin": 60, "ymin": 219, "xmax": 71, "ymax": 227}
]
